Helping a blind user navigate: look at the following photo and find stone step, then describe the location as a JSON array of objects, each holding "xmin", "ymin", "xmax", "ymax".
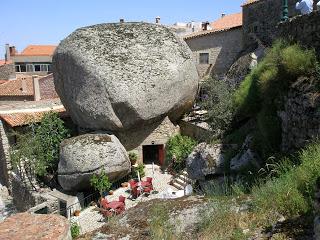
[
  {"xmin": 171, "ymin": 181, "xmax": 185, "ymax": 190},
  {"xmin": 176, "ymin": 175, "xmax": 192, "ymax": 184}
]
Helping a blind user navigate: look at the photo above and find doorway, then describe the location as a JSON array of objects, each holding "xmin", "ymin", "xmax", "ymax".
[{"xmin": 142, "ymin": 144, "xmax": 164, "ymax": 166}]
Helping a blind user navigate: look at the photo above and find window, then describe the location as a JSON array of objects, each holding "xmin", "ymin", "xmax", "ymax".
[
  {"xmin": 15, "ymin": 65, "xmax": 20, "ymax": 72},
  {"xmin": 34, "ymin": 65, "xmax": 41, "ymax": 72},
  {"xmin": 199, "ymin": 53, "xmax": 209, "ymax": 64},
  {"xmin": 48, "ymin": 64, "xmax": 52, "ymax": 72},
  {"xmin": 26, "ymin": 64, "xmax": 34, "ymax": 72},
  {"xmin": 40, "ymin": 64, "xmax": 48, "ymax": 72}
]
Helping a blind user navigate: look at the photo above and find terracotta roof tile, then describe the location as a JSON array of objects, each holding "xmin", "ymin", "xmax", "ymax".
[
  {"xmin": 19, "ymin": 45, "xmax": 56, "ymax": 56},
  {"xmin": 0, "ymin": 107, "xmax": 66, "ymax": 127},
  {"xmin": 211, "ymin": 12, "xmax": 243, "ymax": 31},
  {"xmin": 0, "ymin": 76, "xmax": 34, "ymax": 96},
  {"xmin": 0, "ymin": 80, "xmax": 8, "ymax": 85},
  {"xmin": 184, "ymin": 12, "xmax": 242, "ymax": 40},
  {"xmin": 0, "ymin": 60, "xmax": 13, "ymax": 66}
]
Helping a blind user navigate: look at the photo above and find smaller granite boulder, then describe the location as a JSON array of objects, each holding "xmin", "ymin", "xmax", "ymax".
[
  {"xmin": 58, "ymin": 133, "xmax": 131, "ymax": 191},
  {"xmin": 0, "ymin": 213, "xmax": 71, "ymax": 240},
  {"xmin": 186, "ymin": 143, "xmax": 233, "ymax": 180}
]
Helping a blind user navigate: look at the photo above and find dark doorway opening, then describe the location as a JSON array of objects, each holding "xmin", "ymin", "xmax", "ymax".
[{"xmin": 143, "ymin": 144, "xmax": 164, "ymax": 166}]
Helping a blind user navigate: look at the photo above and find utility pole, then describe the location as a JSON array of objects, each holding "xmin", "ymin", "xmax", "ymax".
[{"xmin": 282, "ymin": 0, "xmax": 289, "ymax": 21}]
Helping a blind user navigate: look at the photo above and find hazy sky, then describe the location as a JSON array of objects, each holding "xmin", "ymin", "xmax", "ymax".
[{"xmin": 0, "ymin": 0, "xmax": 244, "ymax": 58}]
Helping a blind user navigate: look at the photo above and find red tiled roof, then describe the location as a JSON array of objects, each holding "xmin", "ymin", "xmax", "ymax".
[
  {"xmin": 242, "ymin": 0, "xmax": 260, "ymax": 7},
  {"xmin": 0, "ymin": 80, "xmax": 8, "ymax": 85},
  {"xmin": 184, "ymin": 12, "xmax": 242, "ymax": 40},
  {"xmin": 0, "ymin": 76, "xmax": 34, "ymax": 96},
  {"xmin": 19, "ymin": 45, "xmax": 56, "ymax": 56},
  {"xmin": 211, "ymin": 12, "xmax": 243, "ymax": 31},
  {"xmin": 0, "ymin": 107, "xmax": 66, "ymax": 127},
  {"xmin": 0, "ymin": 60, "xmax": 13, "ymax": 66}
]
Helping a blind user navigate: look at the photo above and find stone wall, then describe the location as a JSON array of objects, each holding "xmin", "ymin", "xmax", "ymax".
[
  {"xmin": 277, "ymin": 11, "xmax": 320, "ymax": 55},
  {"xmin": 243, "ymin": 0, "xmax": 298, "ymax": 47},
  {"xmin": 0, "ymin": 121, "xmax": 11, "ymax": 188},
  {"xmin": 184, "ymin": 27, "xmax": 243, "ymax": 78},
  {"xmin": 179, "ymin": 120, "xmax": 213, "ymax": 142},
  {"xmin": 278, "ymin": 77, "xmax": 320, "ymax": 152},
  {"xmin": 39, "ymin": 74, "xmax": 59, "ymax": 100},
  {"xmin": 0, "ymin": 64, "xmax": 14, "ymax": 80},
  {"xmin": 117, "ymin": 117, "xmax": 180, "ymax": 163}
]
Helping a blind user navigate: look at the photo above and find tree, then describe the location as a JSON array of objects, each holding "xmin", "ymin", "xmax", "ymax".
[
  {"xmin": 10, "ymin": 112, "xmax": 70, "ymax": 183},
  {"xmin": 90, "ymin": 170, "xmax": 112, "ymax": 197},
  {"xmin": 200, "ymin": 78, "xmax": 234, "ymax": 135}
]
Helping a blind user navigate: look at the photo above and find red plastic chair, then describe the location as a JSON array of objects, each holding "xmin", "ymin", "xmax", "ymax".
[
  {"xmin": 129, "ymin": 179, "xmax": 137, "ymax": 189},
  {"xmin": 100, "ymin": 198, "xmax": 109, "ymax": 209},
  {"xmin": 131, "ymin": 186, "xmax": 141, "ymax": 198},
  {"xmin": 119, "ymin": 195, "xmax": 126, "ymax": 204},
  {"xmin": 146, "ymin": 177, "xmax": 153, "ymax": 184}
]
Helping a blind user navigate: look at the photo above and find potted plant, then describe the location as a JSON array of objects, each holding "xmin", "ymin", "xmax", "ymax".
[
  {"xmin": 90, "ymin": 170, "xmax": 112, "ymax": 199},
  {"xmin": 74, "ymin": 210, "xmax": 81, "ymax": 216},
  {"xmin": 129, "ymin": 152, "xmax": 138, "ymax": 166}
]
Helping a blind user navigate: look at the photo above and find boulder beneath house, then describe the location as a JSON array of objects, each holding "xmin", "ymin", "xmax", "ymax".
[
  {"xmin": 57, "ymin": 133, "xmax": 131, "ymax": 191},
  {"xmin": 0, "ymin": 213, "xmax": 71, "ymax": 240},
  {"xmin": 53, "ymin": 22, "xmax": 199, "ymax": 132},
  {"xmin": 186, "ymin": 143, "xmax": 235, "ymax": 180}
]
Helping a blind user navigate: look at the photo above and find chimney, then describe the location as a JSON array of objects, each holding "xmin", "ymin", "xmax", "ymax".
[
  {"xmin": 9, "ymin": 46, "xmax": 16, "ymax": 56},
  {"xmin": 202, "ymin": 21, "xmax": 210, "ymax": 31},
  {"xmin": 191, "ymin": 21, "xmax": 195, "ymax": 32},
  {"xmin": 155, "ymin": 16, "xmax": 161, "ymax": 24},
  {"xmin": 221, "ymin": 13, "xmax": 226, "ymax": 18},
  {"xmin": 32, "ymin": 76, "xmax": 41, "ymax": 101},
  {"xmin": 21, "ymin": 78, "xmax": 27, "ymax": 94},
  {"xmin": 120, "ymin": 18, "xmax": 124, "ymax": 23},
  {"xmin": 5, "ymin": 44, "xmax": 10, "ymax": 62}
]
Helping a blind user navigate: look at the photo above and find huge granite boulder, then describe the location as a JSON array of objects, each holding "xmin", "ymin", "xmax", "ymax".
[
  {"xmin": 186, "ymin": 143, "xmax": 234, "ymax": 180},
  {"xmin": 53, "ymin": 22, "xmax": 199, "ymax": 131},
  {"xmin": 58, "ymin": 133, "xmax": 131, "ymax": 191}
]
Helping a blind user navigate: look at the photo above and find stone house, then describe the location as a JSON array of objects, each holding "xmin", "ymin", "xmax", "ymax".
[
  {"xmin": 184, "ymin": 13, "xmax": 243, "ymax": 79},
  {"xmin": 242, "ymin": 0, "xmax": 298, "ymax": 47}
]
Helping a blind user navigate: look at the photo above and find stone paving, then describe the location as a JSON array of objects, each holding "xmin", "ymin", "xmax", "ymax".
[{"xmin": 74, "ymin": 164, "xmax": 178, "ymax": 234}]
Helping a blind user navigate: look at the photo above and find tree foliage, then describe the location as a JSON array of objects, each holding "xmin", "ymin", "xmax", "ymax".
[
  {"xmin": 10, "ymin": 112, "xmax": 70, "ymax": 179},
  {"xmin": 200, "ymin": 78, "xmax": 235, "ymax": 134},
  {"xmin": 166, "ymin": 134, "xmax": 197, "ymax": 172},
  {"xmin": 90, "ymin": 170, "xmax": 112, "ymax": 197}
]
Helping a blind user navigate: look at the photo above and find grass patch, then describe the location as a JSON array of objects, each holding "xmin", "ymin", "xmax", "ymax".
[
  {"xmin": 149, "ymin": 203, "xmax": 175, "ymax": 240},
  {"xmin": 252, "ymin": 142, "xmax": 320, "ymax": 217},
  {"xmin": 232, "ymin": 40, "xmax": 319, "ymax": 160}
]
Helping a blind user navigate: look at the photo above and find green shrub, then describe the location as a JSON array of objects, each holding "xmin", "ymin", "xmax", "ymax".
[
  {"xmin": 131, "ymin": 163, "xmax": 145, "ymax": 179},
  {"xmin": 90, "ymin": 170, "xmax": 112, "ymax": 197},
  {"xmin": 252, "ymin": 142, "xmax": 320, "ymax": 217},
  {"xmin": 200, "ymin": 78, "xmax": 235, "ymax": 134},
  {"xmin": 10, "ymin": 112, "xmax": 70, "ymax": 177},
  {"xmin": 232, "ymin": 40, "xmax": 318, "ymax": 160},
  {"xmin": 166, "ymin": 134, "xmax": 197, "ymax": 172},
  {"xmin": 128, "ymin": 152, "xmax": 138, "ymax": 165},
  {"xmin": 281, "ymin": 44, "xmax": 316, "ymax": 77},
  {"xmin": 70, "ymin": 222, "xmax": 80, "ymax": 239}
]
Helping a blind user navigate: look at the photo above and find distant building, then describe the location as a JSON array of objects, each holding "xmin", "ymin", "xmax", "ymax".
[
  {"xmin": 170, "ymin": 21, "xmax": 212, "ymax": 36},
  {"xmin": 5, "ymin": 44, "xmax": 56, "ymax": 76},
  {"xmin": 184, "ymin": 13, "xmax": 243, "ymax": 79}
]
